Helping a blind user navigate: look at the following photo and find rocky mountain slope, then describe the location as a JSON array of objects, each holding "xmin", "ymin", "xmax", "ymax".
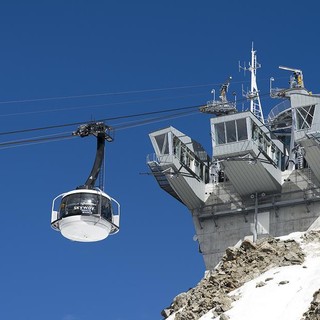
[{"xmin": 161, "ymin": 230, "xmax": 320, "ymax": 320}]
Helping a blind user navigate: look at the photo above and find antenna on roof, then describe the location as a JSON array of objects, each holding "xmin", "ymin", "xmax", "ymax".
[{"xmin": 239, "ymin": 43, "xmax": 264, "ymax": 123}]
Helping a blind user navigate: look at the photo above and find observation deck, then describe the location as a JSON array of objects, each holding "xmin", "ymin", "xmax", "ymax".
[
  {"xmin": 147, "ymin": 126, "xmax": 211, "ymax": 209},
  {"xmin": 211, "ymin": 111, "xmax": 284, "ymax": 196}
]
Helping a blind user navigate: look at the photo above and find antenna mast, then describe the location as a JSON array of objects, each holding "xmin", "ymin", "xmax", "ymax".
[{"xmin": 240, "ymin": 44, "xmax": 264, "ymax": 123}]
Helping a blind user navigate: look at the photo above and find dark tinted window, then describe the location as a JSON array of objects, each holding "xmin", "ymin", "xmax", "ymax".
[
  {"xmin": 226, "ymin": 120, "xmax": 236, "ymax": 143},
  {"xmin": 237, "ymin": 118, "xmax": 248, "ymax": 141},
  {"xmin": 60, "ymin": 192, "xmax": 112, "ymax": 221},
  {"xmin": 215, "ymin": 123, "xmax": 226, "ymax": 144}
]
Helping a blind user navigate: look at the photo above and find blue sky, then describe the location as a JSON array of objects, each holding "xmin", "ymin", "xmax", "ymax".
[{"xmin": 0, "ymin": 1, "xmax": 319, "ymax": 320}]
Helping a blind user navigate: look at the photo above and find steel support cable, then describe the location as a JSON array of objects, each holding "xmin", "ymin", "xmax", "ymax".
[
  {"xmin": 0, "ymin": 75, "xmax": 286, "ymax": 106},
  {"xmin": 0, "ymin": 109, "xmax": 199, "ymax": 149},
  {"xmin": 114, "ymin": 109, "xmax": 199, "ymax": 131},
  {"xmin": 0, "ymin": 89, "xmax": 273, "ymax": 137},
  {"xmin": 0, "ymin": 104, "xmax": 203, "ymax": 136},
  {"xmin": 0, "ymin": 109, "xmax": 198, "ymax": 148},
  {"xmin": 0, "ymin": 92, "xmax": 208, "ymax": 118},
  {"xmin": 0, "ymin": 90, "xmax": 276, "ymax": 148},
  {"xmin": 0, "ymin": 133, "xmax": 74, "ymax": 149},
  {"xmin": 0, "ymin": 83, "xmax": 219, "ymax": 105}
]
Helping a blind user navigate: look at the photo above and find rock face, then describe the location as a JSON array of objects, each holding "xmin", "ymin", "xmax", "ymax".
[
  {"xmin": 161, "ymin": 235, "xmax": 306, "ymax": 320},
  {"xmin": 300, "ymin": 231, "xmax": 320, "ymax": 320},
  {"xmin": 302, "ymin": 289, "xmax": 320, "ymax": 320}
]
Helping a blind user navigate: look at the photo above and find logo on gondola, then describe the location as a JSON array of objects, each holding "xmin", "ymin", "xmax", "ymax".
[{"xmin": 74, "ymin": 205, "xmax": 95, "ymax": 213}]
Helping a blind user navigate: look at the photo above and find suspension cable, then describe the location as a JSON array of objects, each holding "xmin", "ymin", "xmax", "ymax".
[{"xmin": 0, "ymin": 89, "xmax": 275, "ymax": 149}]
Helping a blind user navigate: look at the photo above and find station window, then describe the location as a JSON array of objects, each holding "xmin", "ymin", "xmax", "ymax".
[
  {"xmin": 216, "ymin": 122, "xmax": 226, "ymax": 144},
  {"xmin": 155, "ymin": 133, "xmax": 169, "ymax": 154},
  {"xmin": 226, "ymin": 121, "xmax": 236, "ymax": 143},
  {"xmin": 215, "ymin": 118, "xmax": 248, "ymax": 145},
  {"xmin": 237, "ymin": 118, "xmax": 248, "ymax": 141},
  {"xmin": 296, "ymin": 105, "xmax": 315, "ymax": 130}
]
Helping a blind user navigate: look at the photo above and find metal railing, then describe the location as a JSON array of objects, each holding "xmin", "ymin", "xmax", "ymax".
[
  {"xmin": 267, "ymin": 99, "xmax": 291, "ymax": 125},
  {"xmin": 199, "ymin": 186, "xmax": 320, "ymax": 220}
]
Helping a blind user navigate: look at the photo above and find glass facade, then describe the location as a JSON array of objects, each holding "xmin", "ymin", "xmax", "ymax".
[
  {"xmin": 237, "ymin": 118, "xmax": 248, "ymax": 141},
  {"xmin": 252, "ymin": 122, "xmax": 282, "ymax": 169},
  {"xmin": 213, "ymin": 116, "xmax": 282, "ymax": 169},
  {"xmin": 215, "ymin": 118, "xmax": 248, "ymax": 145},
  {"xmin": 226, "ymin": 121, "xmax": 237, "ymax": 143},
  {"xmin": 59, "ymin": 192, "xmax": 113, "ymax": 221},
  {"xmin": 296, "ymin": 105, "xmax": 315, "ymax": 130},
  {"xmin": 154, "ymin": 133, "xmax": 169, "ymax": 154},
  {"xmin": 152, "ymin": 130, "xmax": 211, "ymax": 183},
  {"xmin": 173, "ymin": 136, "xmax": 209, "ymax": 183},
  {"xmin": 216, "ymin": 122, "xmax": 226, "ymax": 144}
]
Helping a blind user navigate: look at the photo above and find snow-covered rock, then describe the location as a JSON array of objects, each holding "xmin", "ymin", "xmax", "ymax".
[{"xmin": 162, "ymin": 230, "xmax": 320, "ymax": 320}]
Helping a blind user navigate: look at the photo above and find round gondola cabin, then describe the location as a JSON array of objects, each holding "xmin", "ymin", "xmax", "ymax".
[{"xmin": 50, "ymin": 122, "xmax": 120, "ymax": 242}]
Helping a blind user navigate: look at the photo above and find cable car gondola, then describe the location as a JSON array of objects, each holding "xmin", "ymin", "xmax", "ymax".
[{"xmin": 51, "ymin": 122, "xmax": 120, "ymax": 242}]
